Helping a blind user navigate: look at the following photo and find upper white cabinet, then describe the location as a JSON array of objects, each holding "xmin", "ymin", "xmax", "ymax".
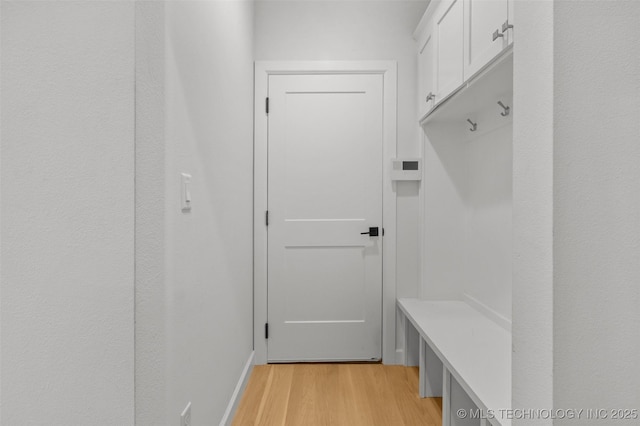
[
  {"xmin": 434, "ymin": 0, "xmax": 465, "ymax": 103},
  {"xmin": 415, "ymin": 0, "xmax": 514, "ymax": 121},
  {"xmin": 414, "ymin": 0, "xmax": 465, "ymax": 120},
  {"xmin": 463, "ymin": 0, "xmax": 512, "ymax": 80},
  {"xmin": 416, "ymin": 20, "xmax": 436, "ymax": 118}
]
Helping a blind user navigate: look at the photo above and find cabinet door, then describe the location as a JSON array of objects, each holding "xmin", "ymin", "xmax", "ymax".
[
  {"xmin": 463, "ymin": 0, "xmax": 509, "ymax": 80},
  {"xmin": 506, "ymin": 0, "xmax": 514, "ymax": 46},
  {"xmin": 435, "ymin": 0, "xmax": 464, "ymax": 103},
  {"xmin": 417, "ymin": 24, "xmax": 436, "ymax": 119}
]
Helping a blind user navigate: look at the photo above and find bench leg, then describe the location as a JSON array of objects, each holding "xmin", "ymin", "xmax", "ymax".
[
  {"xmin": 400, "ymin": 312, "xmax": 420, "ymax": 367},
  {"xmin": 402, "ymin": 313, "xmax": 410, "ymax": 366},
  {"xmin": 442, "ymin": 366, "xmax": 451, "ymax": 426},
  {"xmin": 419, "ymin": 337, "xmax": 443, "ymax": 398},
  {"xmin": 419, "ymin": 338, "xmax": 426, "ymax": 397}
]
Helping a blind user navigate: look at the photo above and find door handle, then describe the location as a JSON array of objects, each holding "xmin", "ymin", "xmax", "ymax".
[
  {"xmin": 361, "ymin": 227, "xmax": 379, "ymax": 237},
  {"xmin": 492, "ymin": 29, "xmax": 504, "ymax": 41}
]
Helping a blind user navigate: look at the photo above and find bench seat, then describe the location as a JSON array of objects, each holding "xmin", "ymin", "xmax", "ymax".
[{"xmin": 398, "ymin": 298, "xmax": 511, "ymax": 426}]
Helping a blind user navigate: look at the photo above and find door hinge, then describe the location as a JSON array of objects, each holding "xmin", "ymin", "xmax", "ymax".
[
  {"xmin": 265, "ymin": 97, "xmax": 269, "ymax": 114},
  {"xmin": 266, "ymin": 210, "xmax": 269, "ymax": 226},
  {"xmin": 265, "ymin": 323, "xmax": 269, "ymax": 339}
]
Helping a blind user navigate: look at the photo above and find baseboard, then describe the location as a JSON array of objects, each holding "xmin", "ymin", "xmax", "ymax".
[
  {"xmin": 395, "ymin": 348, "xmax": 405, "ymax": 365},
  {"xmin": 219, "ymin": 350, "xmax": 255, "ymax": 426},
  {"xmin": 463, "ymin": 293, "xmax": 512, "ymax": 332}
]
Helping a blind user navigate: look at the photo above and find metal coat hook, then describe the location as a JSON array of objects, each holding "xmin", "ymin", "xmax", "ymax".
[
  {"xmin": 466, "ymin": 119, "xmax": 478, "ymax": 132},
  {"xmin": 497, "ymin": 101, "xmax": 510, "ymax": 116}
]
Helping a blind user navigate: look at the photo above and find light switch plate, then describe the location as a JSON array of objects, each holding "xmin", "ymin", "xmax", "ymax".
[
  {"xmin": 180, "ymin": 402, "xmax": 192, "ymax": 426},
  {"xmin": 181, "ymin": 173, "xmax": 192, "ymax": 212}
]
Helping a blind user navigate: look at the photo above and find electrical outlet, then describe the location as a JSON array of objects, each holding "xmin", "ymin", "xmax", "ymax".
[{"xmin": 181, "ymin": 402, "xmax": 192, "ymax": 426}]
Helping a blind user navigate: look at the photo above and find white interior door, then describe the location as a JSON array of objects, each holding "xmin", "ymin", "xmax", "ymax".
[{"xmin": 267, "ymin": 73, "xmax": 383, "ymax": 362}]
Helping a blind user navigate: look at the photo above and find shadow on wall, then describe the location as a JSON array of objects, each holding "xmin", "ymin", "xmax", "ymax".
[{"xmin": 423, "ymin": 121, "xmax": 469, "ymax": 202}]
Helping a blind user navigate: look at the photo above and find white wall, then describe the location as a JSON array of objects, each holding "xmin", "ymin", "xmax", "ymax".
[
  {"xmin": 255, "ymin": 0, "xmax": 427, "ymax": 160},
  {"xmin": 464, "ymin": 108, "xmax": 512, "ymax": 322},
  {"xmin": 513, "ymin": 1, "xmax": 640, "ymax": 422},
  {"xmin": 552, "ymin": 0, "xmax": 640, "ymax": 419},
  {"xmin": 421, "ymin": 123, "xmax": 469, "ymax": 301},
  {"xmin": 135, "ymin": 1, "xmax": 255, "ymax": 424},
  {"xmin": 421, "ymin": 107, "xmax": 513, "ymax": 323},
  {"xmin": 1, "ymin": 2, "xmax": 135, "ymax": 425},
  {"xmin": 512, "ymin": 2, "xmax": 554, "ymax": 421},
  {"xmin": 135, "ymin": 2, "xmax": 166, "ymax": 425},
  {"xmin": 0, "ymin": 4, "xmax": 3, "ymax": 417}
]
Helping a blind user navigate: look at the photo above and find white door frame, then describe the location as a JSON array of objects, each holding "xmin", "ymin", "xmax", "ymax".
[{"xmin": 254, "ymin": 61, "xmax": 398, "ymax": 365}]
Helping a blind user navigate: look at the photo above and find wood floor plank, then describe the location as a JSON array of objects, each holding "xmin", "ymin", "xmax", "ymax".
[
  {"xmin": 359, "ymin": 364, "xmax": 403, "ymax": 426},
  {"xmin": 233, "ymin": 365, "xmax": 271, "ymax": 426},
  {"xmin": 233, "ymin": 364, "xmax": 443, "ymax": 426},
  {"xmin": 285, "ymin": 364, "xmax": 318, "ymax": 425},
  {"xmin": 253, "ymin": 364, "xmax": 295, "ymax": 426},
  {"xmin": 384, "ymin": 366, "xmax": 442, "ymax": 426},
  {"xmin": 341, "ymin": 364, "xmax": 379, "ymax": 426}
]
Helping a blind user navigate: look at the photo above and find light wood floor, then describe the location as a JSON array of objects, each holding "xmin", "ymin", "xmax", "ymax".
[{"xmin": 232, "ymin": 364, "xmax": 442, "ymax": 426}]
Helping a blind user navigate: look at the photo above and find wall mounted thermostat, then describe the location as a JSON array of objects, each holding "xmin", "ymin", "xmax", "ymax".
[{"xmin": 391, "ymin": 158, "xmax": 422, "ymax": 181}]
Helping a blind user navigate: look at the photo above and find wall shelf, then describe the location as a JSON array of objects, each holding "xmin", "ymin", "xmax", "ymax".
[{"xmin": 420, "ymin": 46, "xmax": 513, "ymax": 127}]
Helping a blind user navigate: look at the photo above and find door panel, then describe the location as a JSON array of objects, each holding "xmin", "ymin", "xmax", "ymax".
[
  {"xmin": 436, "ymin": 0, "xmax": 464, "ymax": 101},
  {"xmin": 267, "ymin": 74, "xmax": 383, "ymax": 362},
  {"xmin": 418, "ymin": 24, "xmax": 436, "ymax": 119}
]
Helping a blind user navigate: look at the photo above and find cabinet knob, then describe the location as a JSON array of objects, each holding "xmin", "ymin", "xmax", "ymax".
[
  {"xmin": 492, "ymin": 29, "xmax": 504, "ymax": 41},
  {"xmin": 502, "ymin": 20, "xmax": 514, "ymax": 33},
  {"xmin": 426, "ymin": 92, "xmax": 435, "ymax": 102}
]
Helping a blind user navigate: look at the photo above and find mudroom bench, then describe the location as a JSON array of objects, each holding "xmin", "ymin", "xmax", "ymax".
[{"xmin": 397, "ymin": 298, "xmax": 512, "ymax": 426}]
